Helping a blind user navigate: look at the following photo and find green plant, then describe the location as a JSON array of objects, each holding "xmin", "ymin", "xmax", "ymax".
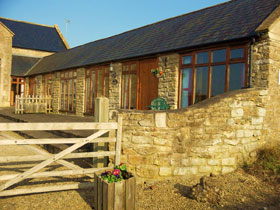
[
  {"xmin": 100, "ymin": 163, "xmax": 127, "ymax": 183},
  {"xmin": 151, "ymin": 68, "xmax": 163, "ymax": 76},
  {"xmin": 257, "ymin": 147, "xmax": 280, "ymax": 175}
]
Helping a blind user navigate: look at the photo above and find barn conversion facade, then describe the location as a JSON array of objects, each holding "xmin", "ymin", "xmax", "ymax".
[
  {"xmin": 20, "ymin": 0, "xmax": 280, "ymax": 119},
  {"xmin": 1, "ymin": 0, "xmax": 280, "ymax": 179}
]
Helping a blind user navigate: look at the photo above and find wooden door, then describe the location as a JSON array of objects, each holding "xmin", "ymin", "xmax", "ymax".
[{"xmin": 138, "ymin": 58, "xmax": 158, "ymax": 110}]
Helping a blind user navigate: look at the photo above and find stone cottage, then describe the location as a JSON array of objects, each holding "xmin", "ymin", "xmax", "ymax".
[
  {"xmin": 2, "ymin": 0, "xmax": 280, "ymax": 179},
  {"xmin": 0, "ymin": 17, "xmax": 68, "ymax": 107}
]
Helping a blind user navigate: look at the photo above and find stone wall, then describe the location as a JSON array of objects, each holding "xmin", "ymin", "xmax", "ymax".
[
  {"xmin": 108, "ymin": 63, "xmax": 122, "ymax": 119},
  {"xmin": 76, "ymin": 68, "xmax": 86, "ymax": 116},
  {"xmin": 118, "ymin": 88, "xmax": 268, "ymax": 181},
  {"xmin": 158, "ymin": 54, "xmax": 180, "ymax": 109},
  {"xmin": 0, "ymin": 23, "xmax": 13, "ymax": 107},
  {"xmin": 52, "ymin": 72, "xmax": 60, "ymax": 114}
]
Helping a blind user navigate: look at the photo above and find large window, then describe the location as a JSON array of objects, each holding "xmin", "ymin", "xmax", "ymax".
[
  {"xmin": 85, "ymin": 66, "xmax": 109, "ymax": 113},
  {"xmin": 42, "ymin": 74, "xmax": 52, "ymax": 96},
  {"xmin": 180, "ymin": 44, "xmax": 248, "ymax": 108},
  {"xmin": 60, "ymin": 70, "xmax": 77, "ymax": 112},
  {"xmin": 121, "ymin": 63, "xmax": 137, "ymax": 109}
]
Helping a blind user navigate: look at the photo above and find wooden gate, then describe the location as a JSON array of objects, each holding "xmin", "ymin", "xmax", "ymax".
[{"xmin": 0, "ymin": 115, "xmax": 122, "ymax": 197}]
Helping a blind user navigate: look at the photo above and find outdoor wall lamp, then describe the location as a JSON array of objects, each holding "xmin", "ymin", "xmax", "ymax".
[{"xmin": 110, "ymin": 63, "xmax": 118, "ymax": 85}]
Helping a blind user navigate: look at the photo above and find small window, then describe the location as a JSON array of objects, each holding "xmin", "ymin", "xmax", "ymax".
[
  {"xmin": 212, "ymin": 49, "xmax": 226, "ymax": 63},
  {"xmin": 230, "ymin": 48, "xmax": 244, "ymax": 59},
  {"xmin": 196, "ymin": 52, "xmax": 209, "ymax": 64},
  {"xmin": 183, "ymin": 55, "xmax": 192, "ymax": 65}
]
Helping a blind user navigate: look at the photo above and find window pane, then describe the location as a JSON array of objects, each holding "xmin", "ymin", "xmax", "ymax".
[
  {"xmin": 196, "ymin": 52, "xmax": 209, "ymax": 64},
  {"xmin": 130, "ymin": 74, "xmax": 137, "ymax": 109},
  {"xmin": 211, "ymin": 65, "xmax": 226, "ymax": 97},
  {"xmin": 104, "ymin": 75, "xmax": 109, "ymax": 98},
  {"xmin": 122, "ymin": 74, "xmax": 129, "ymax": 109},
  {"xmin": 212, "ymin": 49, "xmax": 226, "ymax": 63},
  {"xmin": 123, "ymin": 65, "xmax": 129, "ymax": 72},
  {"xmin": 69, "ymin": 79, "xmax": 73, "ymax": 111},
  {"xmin": 86, "ymin": 78, "xmax": 90, "ymax": 112},
  {"xmin": 131, "ymin": 64, "xmax": 136, "ymax": 71},
  {"xmin": 230, "ymin": 48, "xmax": 244, "ymax": 59},
  {"xmin": 229, "ymin": 63, "xmax": 245, "ymax": 91},
  {"xmin": 97, "ymin": 70, "xmax": 103, "ymax": 97},
  {"xmin": 65, "ymin": 80, "xmax": 68, "ymax": 110},
  {"xmin": 73, "ymin": 79, "xmax": 76, "ymax": 112},
  {"xmin": 195, "ymin": 67, "xmax": 208, "ymax": 103},
  {"xmin": 181, "ymin": 68, "xmax": 193, "ymax": 108},
  {"xmin": 91, "ymin": 71, "xmax": 96, "ymax": 110},
  {"xmin": 183, "ymin": 56, "xmax": 192, "ymax": 65},
  {"xmin": 61, "ymin": 80, "xmax": 64, "ymax": 109}
]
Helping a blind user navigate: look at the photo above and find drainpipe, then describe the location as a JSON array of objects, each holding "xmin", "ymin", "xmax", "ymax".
[{"xmin": 249, "ymin": 37, "xmax": 255, "ymax": 88}]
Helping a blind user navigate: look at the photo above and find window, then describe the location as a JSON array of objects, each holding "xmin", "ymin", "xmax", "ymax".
[
  {"xmin": 60, "ymin": 70, "xmax": 77, "ymax": 112},
  {"xmin": 121, "ymin": 63, "xmax": 137, "ymax": 109},
  {"xmin": 42, "ymin": 74, "xmax": 52, "ymax": 96},
  {"xmin": 85, "ymin": 66, "xmax": 109, "ymax": 113},
  {"xmin": 181, "ymin": 68, "xmax": 193, "ymax": 108},
  {"xmin": 180, "ymin": 44, "xmax": 248, "ymax": 108}
]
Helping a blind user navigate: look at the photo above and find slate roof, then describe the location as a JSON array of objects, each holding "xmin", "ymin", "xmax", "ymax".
[
  {"xmin": 12, "ymin": 55, "xmax": 41, "ymax": 76},
  {"xmin": 0, "ymin": 17, "xmax": 67, "ymax": 52},
  {"xmin": 27, "ymin": 0, "xmax": 280, "ymax": 76}
]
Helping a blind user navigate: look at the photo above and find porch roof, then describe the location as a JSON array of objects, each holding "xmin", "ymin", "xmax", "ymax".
[
  {"xmin": 12, "ymin": 55, "xmax": 41, "ymax": 77},
  {"xmin": 26, "ymin": 0, "xmax": 280, "ymax": 76}
]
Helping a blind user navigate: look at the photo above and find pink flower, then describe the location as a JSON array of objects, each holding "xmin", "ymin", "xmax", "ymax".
[{"xmin": 113, "ymin": 169, "xmax": 120, "ymax": 176}]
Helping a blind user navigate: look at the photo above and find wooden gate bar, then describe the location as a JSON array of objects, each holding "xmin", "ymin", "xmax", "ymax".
[
  {"xmin": 0, "ymin": 137, "xmax": 116, "ymax": 145},
  {"xmin": 0, "ymin": 167, "xmax": 112, "ymax": 181},
  {"xmin": 0, "ymin": 122, "xmax": 117, "ymax": 131},
  {"xmin": 0, "ymin": 129, "xmax": 109, "ymax": 192},
  {"xmin": 0, "ymin": 151, "xmax": 116, "ymax": 163}
]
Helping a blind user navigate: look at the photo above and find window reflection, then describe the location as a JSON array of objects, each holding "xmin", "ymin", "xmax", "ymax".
[
  {"xmin": 195, "ymin": 67, "xmax": 208, "ymax": 103},
  {"xmin": 212, "ymin": 49, "xmax": 226, "ymax": 63},
  {"xmin": 229, "ymin": 63, "xmax": 245, "ymax": 91},
  {"xmin": 196, "ymin": 52, "xmax": 209, "ymax": 64},
  {"xmin": 211, "ymin": 65, "xmax": 226, "ymax": 97},
  {"xmin": 181, "ymin": 68, "xmax": 193, "ymax": 108},
  {"xmin": 230, "ymin": 48, "xmax": 244, "ymax": 59}
]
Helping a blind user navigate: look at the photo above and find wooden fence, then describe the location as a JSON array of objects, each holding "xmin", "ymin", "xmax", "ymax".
[
  {"xmin": 0, "ymin": 115, "xmax": 122, "ymax": 197},
  {"xmin": 15, "ymin": 95, "xmax": 52, "ymax": 114}
]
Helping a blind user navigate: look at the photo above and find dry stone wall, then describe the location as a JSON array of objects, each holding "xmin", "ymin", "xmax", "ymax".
[{"xmin": 118, "ymin": 88, "xmax": 268, "ymax": 181}]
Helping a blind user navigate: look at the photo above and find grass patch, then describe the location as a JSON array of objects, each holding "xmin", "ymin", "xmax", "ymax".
[
  {"xmin": 257, "ymin": 147, "xmax": 280, "ymax": 175},
  {"xmin": 243, "ymin": 144, "xmax": 280, "ymax": 179}
]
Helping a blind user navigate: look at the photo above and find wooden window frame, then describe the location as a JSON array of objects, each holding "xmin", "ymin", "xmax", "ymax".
[
  {"xmin": 60, "ymin": 70, "xmax": 77, "ymax": 113},
  {"xmin": 121, "ymin": 61, "xmax": 138, "ymax": 110},
  {"xmin": 85, "ymin": 65, "xmax": 109, "ymax": 114},
  {"xmin": 179, "ymin": 43, "xmax": 248, "ymax": 108},
  {"xmin": 42, "ymin": 74, "xmax": 52, "ymax": 96}
]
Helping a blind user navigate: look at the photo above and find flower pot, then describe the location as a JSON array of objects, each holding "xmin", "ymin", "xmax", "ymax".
[{"xmin": 94, "ymin": 170, "xmax": 136, "ymax": 210}]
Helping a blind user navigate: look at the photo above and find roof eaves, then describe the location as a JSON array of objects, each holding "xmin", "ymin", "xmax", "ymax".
[
  {"xmin": 255, "ymin": 4, "xmax": 280, "ymax": 32},
  {"xmin": 24, "ymin": 57, "xmax": 44, "ymax": 76},
  {"xmin": 54, "ymin": 24, "xmax": 70, "ymax": 49}
]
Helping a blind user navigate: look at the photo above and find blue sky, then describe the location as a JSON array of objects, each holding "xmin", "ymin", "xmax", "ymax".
[{"xmin": 0, "ymin": 0, "xmax": 227, "ymax": 48}]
